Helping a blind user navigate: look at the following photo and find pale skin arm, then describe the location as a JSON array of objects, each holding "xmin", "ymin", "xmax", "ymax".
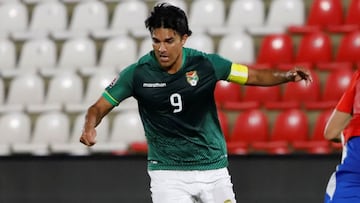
[
  {"xmin": 324, "ymin": 110, "xmax": 352, "ymax": 143},
  {"xmin": 80, "ymin": 97, "xmax": 114, "ymax": 146},
  {"xmin": 245, "ymin": 67, "xmax": 312, "ymax": 86}
]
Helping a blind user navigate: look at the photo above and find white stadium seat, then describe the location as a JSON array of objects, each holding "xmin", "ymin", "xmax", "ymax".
[
  {"xmin": 0, "ymin": 111, "xmax": 31, "ymax": 155},
  {"xmin": 218, "ymin": 32, "xmax": 255, "ymax": 64}
]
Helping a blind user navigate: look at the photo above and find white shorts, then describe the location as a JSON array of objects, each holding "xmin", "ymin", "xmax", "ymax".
[{"xmin": 148, "ymin": 168, "xmax": 236, "ymax": 203}]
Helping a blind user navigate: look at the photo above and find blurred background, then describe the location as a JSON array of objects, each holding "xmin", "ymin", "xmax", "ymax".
[{"xmin": 0, "ymin": 0, "xmax": 357, "ymax": 202}]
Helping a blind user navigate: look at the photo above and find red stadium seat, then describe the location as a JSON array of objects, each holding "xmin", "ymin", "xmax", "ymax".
[
  {"xmin": 292, "ymin": 109, "xmax": 332, "ymax": 154},
  {"xmin": 252, "ymin": 109, "xmax": 309, "ymax": 154},
  {"xmin": 318, "ymin": 31, "xmax": 360, "ymax": 71},
  {"xmin": 310, "ymin": 109, "xmax": 333, "ymax": 141},
  {"xmin": 255, "ymin": 34, "xmax": 294, "ymax": 68},
  {"xmin": 323, "ymin": 69, "xmax": 353, "ymax": 101},
  {"xmin": 214, "ymin": 81, "xmax": 242, "ymax": 108},
  {"xmin": 335, "ymin": 30, "xmax": 360, "ymax": 64},
  {"xmin": 328, "ymin": 0, "xmax": 360, "ymax": 32},
  {"xmin": 295, "ymin": 32, "xmax": 333, "ymax": 68},
  {"xmin": 128, "ymin": 141, "xmax": 148, "ymax": 154},
  {"xmin": 227, "ymin": 109, "xmax": 269, "ymax": 155},
  {"xmin": 288, "ymin": 0, "xmax": 343, "ymax": 34},
  {"xmin": 266, "ymin": 70, "xmax": 321, "ymax": 109},
  {"xmin": 242, "ymin": 85, "xmax": 281, "ymax": 107},
  {"xmin": 307, "ymin": 69, "xmax": 354, "ymax": 109},
  {"xmin": 215, "ymin": 81, "xmax": 260, "ymax": 111},
  {"xmin": 271, "ymin": 109, "xmax": 309, "ymax": 142},
  {"xmin": 345, "ymin": 0, "xmax": 360, "ymax": 25}
]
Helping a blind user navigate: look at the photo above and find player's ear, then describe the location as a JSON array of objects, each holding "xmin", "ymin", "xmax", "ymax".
[{"xmin": 181, "ymin": 34, "xmax": 188, "ymax": 45}]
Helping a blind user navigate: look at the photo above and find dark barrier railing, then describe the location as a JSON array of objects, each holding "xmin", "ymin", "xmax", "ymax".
[{"xmin": 0, "ymin": 154, "xmax": 340, "ymax": 203}]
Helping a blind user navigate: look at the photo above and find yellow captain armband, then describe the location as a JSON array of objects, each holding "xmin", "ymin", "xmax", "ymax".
[{"xmin": 227, "ymin": 63, "xmax": 249, "ymax": 84}]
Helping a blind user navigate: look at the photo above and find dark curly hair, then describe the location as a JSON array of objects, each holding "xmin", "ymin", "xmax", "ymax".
[{"xmin": 145, "ymin": 3, "xmax": 192, "ymax": 37}]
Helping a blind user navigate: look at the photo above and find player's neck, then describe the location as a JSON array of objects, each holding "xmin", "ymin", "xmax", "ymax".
[{"xmin": 166, "ymin": 52, "xmax": 183, "ymax": 74}]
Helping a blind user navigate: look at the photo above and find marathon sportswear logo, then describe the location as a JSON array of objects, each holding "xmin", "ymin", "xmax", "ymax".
[
  {"xmin": 186, "ymin": 71, "xmax": 199, "ymax": 86},
  {"xmin": 143, "ymin": 83, "xmax": 167, "ymax": 87},
  {"xmin": 108, "ymin": 76, "xmax": 119, "ymax": 88}
]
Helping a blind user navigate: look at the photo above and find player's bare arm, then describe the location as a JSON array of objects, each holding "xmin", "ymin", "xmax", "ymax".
[
  {"xmin": 324, "ymin": 110, "xmax": 352, "ymax": 143},
  {"xmin": 80, "ymin": 97, "xmax": 114, "ymax": 146},
  {"xmin": 246, "ymin": 67, "xmax": 312, "ymax": 86}
]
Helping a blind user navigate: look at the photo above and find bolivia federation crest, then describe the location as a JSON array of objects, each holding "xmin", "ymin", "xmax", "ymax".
[{"xmin": 186, "ymin": 71, "xmax": 199, "ymax": 86}]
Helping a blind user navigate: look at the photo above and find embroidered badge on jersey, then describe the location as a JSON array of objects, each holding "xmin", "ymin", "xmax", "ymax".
[{"xmin": 186, "ymin": 71, "xmax": 199, "ymax": 86}]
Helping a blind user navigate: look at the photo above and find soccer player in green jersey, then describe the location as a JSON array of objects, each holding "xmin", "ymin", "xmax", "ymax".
[{"xmin": 80, "ymin": 3, "xmax": 312, "ymax": 203}]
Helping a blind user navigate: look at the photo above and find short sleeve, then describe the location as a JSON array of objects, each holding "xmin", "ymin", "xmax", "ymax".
[
  {"xmin": 206, "ymin": 53, "xmax": 232, "ymax": 80},
  {"xmin": 102, "ymin": 64, "xmax": 136, "ymax": 106}
]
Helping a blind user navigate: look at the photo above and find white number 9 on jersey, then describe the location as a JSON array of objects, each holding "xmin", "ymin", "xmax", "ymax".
[{"xmin": 170, "ymin": 93, "xmax": 183, "ymax": 113}]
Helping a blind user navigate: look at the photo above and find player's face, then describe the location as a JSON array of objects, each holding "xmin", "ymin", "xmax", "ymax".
[{"xmin": 151, "ymin": 28, "xmax": 188, "ymax": 73}]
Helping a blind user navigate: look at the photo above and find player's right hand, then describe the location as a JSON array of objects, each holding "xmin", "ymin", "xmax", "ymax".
[{"xmin": 80, "ymin": 128, "xmax": 97, "ymax": 146}]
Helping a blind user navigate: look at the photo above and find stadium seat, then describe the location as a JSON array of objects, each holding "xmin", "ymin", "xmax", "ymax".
[
  {"xmin": 214, "ymin": 80, "xmax": 242, "ymax": 109},
  {"xmin": 17, "ymin": 38, "xmax": 57, "ymax": 71},
  {"xmin": 14, "ymin": 1, "xmax": 67, "ymax": 40},
  {"xmin": 294, "ymin": 31, "xmax": 333, "ymax": 68},
  {"xmin": 292, "ymin": 109, "xmax": 332, "ymax": 154},
  {"xmin": 5, "ymin": 73, "xmax": 45, "ymax": 111},
  {"xmin": 53, "ymin": 0, "xmax": 108, "ymax": 39},
  {"xmin": 327, "ymin": 0, "xmax": 360, "ymax": 32},
  {"xmin": 45, "ymin": 71, "xmax": 83, "ymax": 106},
  {"xmin": 242, "ymin": 85, "xmax": 281, "ymax": 107},
  {"xmin": 51, "ymin": 113, "xmax": 109, "ymax": 155},
  {"xmin": 225, "ymin": 0, "xmax": 264, "ymax": 32},
  {"xmin": 66, "ymin": 70, "xmax": 116, "ymax": 112},
  {"xmin": 83, "ymin": 71, "xmax": 115, "ymax": 104},
  {"xmin": 266, "ymin": 70, "xmax": 321, "ymax": 109},
  {"xmin": 310, "ymin": 110, "xmax": 333, "ymax": 142},
  {"xmin": 0, "ymin": 38, "xmax": 16, "ymax": 71},
  {"xmin": 317, "ymin": 30, "xmax": 360, "ymax": 71},
  {"xmin": 0, "ymin": 78, "xmax": 3, "ymax": 105},
  {"xmin": 104, "ymin": 0, "xmax": 148, "ymax": 38},
  {"xmin": 306, "ymin": 69, "xmax": 354, "ymax": 109},
  {"xmin": 227, "ymin": 109, "xmax": 269, "ymax": 155},
  {"xmin": 57, "ymin": 37, "xmax": 96, "ymax": 71},
  {"xmin": 13, "ymin": 111, "xmax": 70, "ymax": 155},
  {"xmin": 98, "ymin": 35, "xmax": 137, "ymax": 71},
  {"xmin": 321, "ymin": 69, "xmax": 353, "ymax": 102},
  {"xmin": 252, "ymin": 109, "xmax": 309, "ymax": 154},
  {"xmin": 72, "ymin": 113, "xmax": 110, "ymax": 146},
  {"xmin": 255, "ymin": 34, "xmax": 294, "ymax": 68},
  {"xmin": 29, "ymin": 1, "xmax": 67, "ymax": 33},
  {"xmin": 217, "ymin": 32, "xmax": 255, "ymax": 65},
  {"xmin": 111, "ymin": 110, "xmax": 145, "ymax": 152},
  {"xmin": 345, "ymin": 0, "xmax": 360, "ymax": 26},
  {"xmin": 0, "ymin": 111, "xmax": 31, "ymax": 155},
  {"xmin": 335, "ymin": 30, "xmax": 360, "ymax": 65},
  {"xmin": 92, "ymin": 110, "xmax": 145, "ymax": 154},
  {"xmin": 288, "ymin": 0, "xmax": 343, "ymax": 34},
  {"xmin": 70, "ymin": 1, "xmax": 107, "ymax": 32},
  {"xmin": 188, "ymin": 0, "xmax": 225, "ymax": 33},
  {"xmin": 0, "ymin": 1, "xmax": 28, "ymax": 37},
  {"xmin": 248, "ymin": 0, "xmax": 305, "ymax": 35},
  {"xmin": 138, "ymin": 37, "xmax": 152, "ymax": 59},
  {"xmin": 185, "ymin": 33, "xmax": 215, "ymax": 53}
]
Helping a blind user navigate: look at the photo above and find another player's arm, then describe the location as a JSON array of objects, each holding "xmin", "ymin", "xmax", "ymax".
[
  {"xmin": 227, "ymin": 63, "xmax": 312, "ymax": 85},
  {"xmin": 80, "ymin": 97, "xmax": 114, "ymax": 146},
  {"xmin": 324, "ymin": 110, "xmax": 352, "ymax": 143}
]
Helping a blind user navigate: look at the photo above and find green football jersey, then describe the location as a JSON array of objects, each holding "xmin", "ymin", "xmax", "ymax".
[{"xmin": 103, "ymin": 48, "xmax": 232, "ymax": 170}]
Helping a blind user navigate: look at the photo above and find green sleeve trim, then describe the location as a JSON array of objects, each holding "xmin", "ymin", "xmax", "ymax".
[{"xmin": 102, "ymin": 91, "xmax": 119, "ymax": 106}]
